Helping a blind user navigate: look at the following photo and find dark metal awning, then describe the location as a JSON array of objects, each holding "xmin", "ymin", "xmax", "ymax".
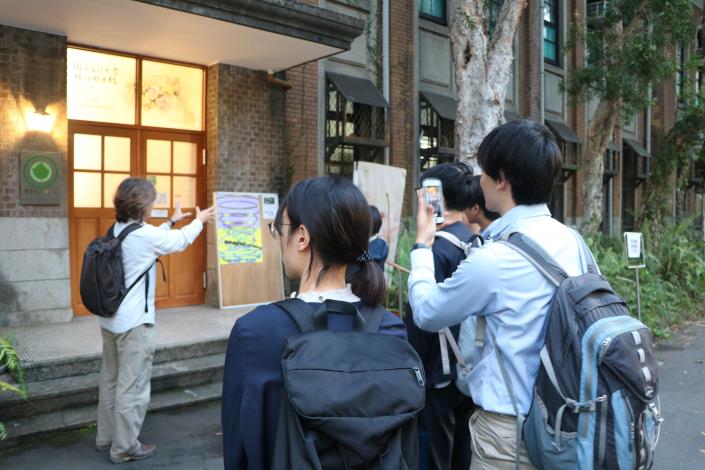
[
  {"xmin": 504, "ymin": 110, "xmax": 521, "ymax": 122},
  {"xmin": 420, "ymin": 91, "xmax": 457, "ymax": 121},
  {"xmin": 327, "ymin": 72, "xmax": 388, "ymax": 108},
  {"xmin": 545, "ymin": 119, "xmax": 581, "ymax": 144},
  {"xmin": 607, "ymin": 141, "xmax": 621, "ymax": 152},
  {"xmin": 623, "ymin": 138, "xmax": 650, "ymax": 158}
]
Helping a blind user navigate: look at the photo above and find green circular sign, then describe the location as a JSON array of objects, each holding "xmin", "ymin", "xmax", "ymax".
[{"xmin": 23, "ymin": 155, "xmax": 59, "ymax": 189}]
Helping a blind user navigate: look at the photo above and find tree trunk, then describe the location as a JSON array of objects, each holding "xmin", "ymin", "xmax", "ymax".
[
  {"xmin": 451, "ymin": 0, "xmax": 526, "ymax": 168},
  {"xmin": 580, "ymin": 98, "xmax": 620, "ymax": 237}
]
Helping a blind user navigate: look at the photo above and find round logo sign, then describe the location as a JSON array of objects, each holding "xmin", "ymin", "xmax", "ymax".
[{"xmin": 22, "ymin": 155, "xmax": 59, "ymax": 189}]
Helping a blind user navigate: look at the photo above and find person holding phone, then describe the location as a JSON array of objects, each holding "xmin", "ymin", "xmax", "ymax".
[
  {"xmin": 95, "ymin": 178, "xmax": 215, "ymax": 464},
  {"xmin": 406, "ymin": 162, "xmax": 475, "ymax": 470},
  {"xmin": 408, "ymin": 120, "xmax": 598, "ymax": 469}
]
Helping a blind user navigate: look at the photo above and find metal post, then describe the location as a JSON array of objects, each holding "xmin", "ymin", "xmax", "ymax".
[{"xmin": 635, "ymin": 267, "xmax": 642, "ymax": 321}]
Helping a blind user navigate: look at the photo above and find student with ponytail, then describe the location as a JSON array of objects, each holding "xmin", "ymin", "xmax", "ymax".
[{"xmin": 221, "ymin": 176, "xmax": 407, "ymax": 470}]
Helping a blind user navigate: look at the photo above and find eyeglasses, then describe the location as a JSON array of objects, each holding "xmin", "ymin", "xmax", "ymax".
[{"xmin": 268, "ymin": 222, "xmax": 290, "ymax": 240}]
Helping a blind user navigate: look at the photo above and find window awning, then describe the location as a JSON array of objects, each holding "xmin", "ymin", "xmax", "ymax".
[
  {"xmin": 504, "ymin": 110, "xmax": 521, "ymax": 122},
  {"xmin": 623, "ymin": 138, "xmax": 650, "ymax": 158},
  {"xmin": 545, "ymin": 119, "xmax": 581, "ymax": 144},
  {"xmin": 327, "ymin": 72, "xmax": 388, "ymax": 108},
  {"xmin": 420, "ymin": 91, "xmax": 457, "ymax": 121}
]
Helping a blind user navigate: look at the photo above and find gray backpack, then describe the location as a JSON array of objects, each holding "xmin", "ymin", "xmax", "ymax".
[{"xmin": 490, "ymin": 231, "xmax": 662, "ymax": 470}]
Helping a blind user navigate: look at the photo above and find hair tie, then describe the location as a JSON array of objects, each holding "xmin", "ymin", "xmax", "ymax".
[{"xmin": 356, "ymin": 251, "xmax": 373, "ymax": 263}]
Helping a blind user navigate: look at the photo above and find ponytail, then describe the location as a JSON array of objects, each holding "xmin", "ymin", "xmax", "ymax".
[{"xmin": 348, "ymin": 259, "xmax": 386, "ymax": 306}]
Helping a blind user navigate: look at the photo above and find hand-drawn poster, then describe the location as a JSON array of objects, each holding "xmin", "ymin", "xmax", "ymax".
[{"xmin": 215, "ymin": 192, "xmax": 263, "ymax": 264}]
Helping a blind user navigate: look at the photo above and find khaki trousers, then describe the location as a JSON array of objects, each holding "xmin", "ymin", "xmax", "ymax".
[
  {"xmin": 96, "ymin": 324, "xmax": 156, "ymax": 460},
  {"xmin": 469, "ymin": 409, "xmax": 536, "ymax": 470}
]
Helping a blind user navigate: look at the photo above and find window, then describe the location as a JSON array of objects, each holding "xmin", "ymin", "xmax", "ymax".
[
  {"xmin": 325, "ymin": 79, "xmax": 387, "ymax": 177},
  {"xmin": 676, "ymin": 44, "xmax": 685, "ymax": 104},
  {"xmin": 543, "ymin": 0, "xmax": 559, "ymax": 65},
  {"xmin": 420, "ymin": 0, "xmax": 446, "ymax": 24},
  {"xmin": 419, "ymin": 96, "xmax": 456, "ymax": 171},
  {"xmin": 485, "ymin": 0, "xmax": 503, "ymax": 37}
]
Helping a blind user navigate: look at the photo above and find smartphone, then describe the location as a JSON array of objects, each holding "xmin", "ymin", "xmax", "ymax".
[{"xmin": 422, "ymin": 178, "xmax": 445, "ymax": 224}]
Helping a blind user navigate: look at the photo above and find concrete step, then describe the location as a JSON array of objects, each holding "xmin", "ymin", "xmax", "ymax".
[
  {"xmin": 22, "ymin": 337, "xmax": 227, "ymax": 382},
  {"xmin": 0, "ymin": 381, "xmax": 222, "ymax": 446},
  {"xmin": 0, "ymin": 353, "xmax": 225, "ymax": 421}
]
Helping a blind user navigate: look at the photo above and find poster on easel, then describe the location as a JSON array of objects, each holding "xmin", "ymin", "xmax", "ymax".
[
  {"xmin": 353, "ymin": 162, "xmax": 407, "ymax": 272},
  {"xmin": 215, "ymin": 192, "xmax": 284, "ymax": 308}
]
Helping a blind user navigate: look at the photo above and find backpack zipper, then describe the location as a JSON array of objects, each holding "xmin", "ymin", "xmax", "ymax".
[{"xmin": 413, "ymin": 367, "xmax": 425, "ymax": 387}]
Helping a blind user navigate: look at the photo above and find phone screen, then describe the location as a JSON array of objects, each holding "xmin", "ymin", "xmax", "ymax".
[{"xmin": 423, "ymin": 182, "xmax": 444, "ymax": 222}]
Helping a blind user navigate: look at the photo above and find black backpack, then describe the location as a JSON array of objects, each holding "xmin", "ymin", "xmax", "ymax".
[
  {"xmin": 79, "ymin": 223, "xmax": 155, "ymax": 317},
  {"xmin": 491, "ymin": 231, "xmax": 662, "ymax": 470},
  {"xmin": 271, "ymin": 299, "xmax": 424, "ymax": 470}
]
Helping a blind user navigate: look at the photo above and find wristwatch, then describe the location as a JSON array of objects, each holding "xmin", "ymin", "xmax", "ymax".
[{"xmin": 411, "ymin": 242, "xmax": 431, "ymax": 251}]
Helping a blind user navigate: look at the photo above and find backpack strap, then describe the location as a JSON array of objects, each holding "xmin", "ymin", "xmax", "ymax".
[
  {"xmin": 434, "ymin": 230, "xmax": 473, "ymax": 257},
  {"xmin": 496, "ymin": 231, "xmax": 568, "ymax": 287},
  {"xmin": 274, "ymin": 298, "xmax": 315, "ymax": 333},
  {"xmin": 570, "ymin": 228, "xmax": 599, "ymax": 275},
  {"xmin": 360, "ymin": 304, "xmax": 386, "ymax": 334},
  {"xmin": 110, "ymin": 222, "xmax": 143, "ymax": 241}
]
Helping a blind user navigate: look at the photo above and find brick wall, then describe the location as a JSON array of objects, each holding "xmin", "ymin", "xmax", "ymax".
[
  {"xmin": 0, "ymin": 25, "xmax": 72, "ymax": 327},
  {"xmin": 389, "ymin": 0, "xmax": 416, "ymax": 215},
  {"xmin": 205, "ymin": 63, "xmax": 287, "ymax": 305},
  {"xmin": 0, "ymin": 25, "xmax": 67, "ymax": 217},
  {"xmin": 285, "ymin": 62, "xmax": 320, "ymax": 185}
]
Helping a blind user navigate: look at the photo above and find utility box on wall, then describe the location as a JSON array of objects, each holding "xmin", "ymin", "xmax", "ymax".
[{"xmin": 20, "ymin": 151, "xmax": 62, "ymax": 205}]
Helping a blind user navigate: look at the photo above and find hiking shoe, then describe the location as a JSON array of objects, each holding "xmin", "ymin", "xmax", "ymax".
[
  {"xmin": 95, "ymin": 442, "xmax": 111, "ymax": 453},
  {"xmin": 110, "ymin": 443, "xmax": 157, "ymax": 464}
]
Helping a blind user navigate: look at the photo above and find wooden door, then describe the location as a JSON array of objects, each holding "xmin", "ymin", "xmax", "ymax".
[
  {"xmin": 141, "ymin": 131, "xmax": 206, "ymax": 308},
  {"xmin": 69, "ymin": 125, "xmax": 206, "ymax": 315}
]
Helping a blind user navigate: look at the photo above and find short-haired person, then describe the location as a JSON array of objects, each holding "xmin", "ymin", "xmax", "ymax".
[
  {"xmin": 405, "ymin": 162, "xmax": 474, "ymax": 470},
  {"xmin": 221, "ymin": 177, "xmax": 407, "ymax": 470},
  {"xmin": 368, "ymin": 205, "xmax": 389, "ymax": 272},
  {"xmin": 96, "ymin": 178, "xmax": 215, "ymax": 464},
  {"xmin": 465, "ymin": 175, "xmax": 500, "ymax": 236},
  {"xmin": 408, "ymin": 120, "xmax": 599, "ymax": 469}
]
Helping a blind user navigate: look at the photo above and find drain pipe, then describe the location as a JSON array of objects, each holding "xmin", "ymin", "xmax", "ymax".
[
  {"xmin": 267, "ymin": 70, "xmax": 292, "ymax": 90},
  {"xmin": 383, "ymin": 0, "xmax": 390, "ymax": 165}
]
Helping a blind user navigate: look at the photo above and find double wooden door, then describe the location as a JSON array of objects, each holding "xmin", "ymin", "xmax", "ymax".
[{"xmin": 69, "ymin": 124, "xmax": 206, "ymax": 315}]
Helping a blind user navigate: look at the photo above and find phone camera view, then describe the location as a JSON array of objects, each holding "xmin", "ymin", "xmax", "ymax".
[{"xmin": 425, "ymin": 186, "xmax": 442, "ymax": 218}]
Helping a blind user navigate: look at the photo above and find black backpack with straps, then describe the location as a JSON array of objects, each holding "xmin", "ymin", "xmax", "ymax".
[
  {"xmin": 79, "ymin": 223, "xmax": 159, "ymax": 317},
  {"xmin": 271, "ymin": 298, "xmax": 425, "ymax": 469}
]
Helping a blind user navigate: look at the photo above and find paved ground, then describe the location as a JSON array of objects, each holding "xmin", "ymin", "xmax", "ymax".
[
  {"xmin": 1, "ymin": 322, "xmax": 704, "ymax": 469},
  {"xmin": 0, "ymin": 401, "xmax": 223, "ymax": 469},
  {"xmin": 653, "ymin": 321, "xmax": 705, "ymax": 469}
]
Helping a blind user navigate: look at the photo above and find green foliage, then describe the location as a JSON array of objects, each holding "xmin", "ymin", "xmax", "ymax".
[
  {"xmin": 565, "ymin": 0, "xmax": 695, "ymax": 119},
  {"xmin": 586, "ymin": 220, "xmax": 705, "ymax": 337},
  {"xmin": 386, "ymin": 219, "xmax": 415, "ymax": 316},
  {"xmin": 0, "ymin": 336, "xmax": 27, "ymax": 440}
]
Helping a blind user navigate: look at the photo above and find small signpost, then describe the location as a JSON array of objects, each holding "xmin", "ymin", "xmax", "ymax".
[{"xmin": 623, "ymin": 232, "xmax": 646, "ymax": 320}]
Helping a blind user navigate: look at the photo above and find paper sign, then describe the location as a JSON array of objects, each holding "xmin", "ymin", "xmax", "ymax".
[
  {"xmin": 215, "ymin": 192, "xmax": 263, "ymax": 264},
  {"xmin": 151, "ymin": 209, "xmax": 168, "ymax": 218},
  {"xmin": 262, "ymin": 193, "xmax": 279, "ymax": 220},
  {"xmin": 624, "ymin": 232, "xmax": 642, "ymax": 258}
]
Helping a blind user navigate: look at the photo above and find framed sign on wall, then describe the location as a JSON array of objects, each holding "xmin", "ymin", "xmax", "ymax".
[{"xmin": 20, "ymin": 151, "xmax": 62, "ymax": 205}]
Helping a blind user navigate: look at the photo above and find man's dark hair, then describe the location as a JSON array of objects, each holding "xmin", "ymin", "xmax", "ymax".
[
  {"xmin": 468, "ymin": 175, "xmax": 500, "ymax": 221},
  {"xmin": 114, "ymin": 178, "xmax": 156, "ymax": 223},
  {"xmin": 369, "ymin": 205, "xmax": 383, "ymax": 235},
  {"xmin": 420, "ymin": 162, "xmax": 474, "ymax": 211},
  {"xmin": 477, "ymin": 120, "xmax": 562, "ymax": 205}
]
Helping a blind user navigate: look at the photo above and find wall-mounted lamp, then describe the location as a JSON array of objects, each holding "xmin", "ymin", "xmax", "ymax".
[{"xmin": 25, "ymin": 108, "xmax": 54, "ymax": 133}]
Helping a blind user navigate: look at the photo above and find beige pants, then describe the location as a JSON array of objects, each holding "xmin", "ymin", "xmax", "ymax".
[
  {"xmin": 469, "ymin": 409, "xmax": 536, "ymax": 470},
  {"xmin": 96, "ymin": 324, "xmax": 156, "ymax": 460}
]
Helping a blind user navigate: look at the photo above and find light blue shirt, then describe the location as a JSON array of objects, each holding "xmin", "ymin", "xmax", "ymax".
[{"xmin": 408, "ymin": 204, "xmax": 596, "ymax": 416}]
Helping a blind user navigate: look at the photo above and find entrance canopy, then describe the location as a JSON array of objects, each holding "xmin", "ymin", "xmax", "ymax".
[{"xmin": 0, "ymin": 0, "xmax": 363, "ymax": 70}]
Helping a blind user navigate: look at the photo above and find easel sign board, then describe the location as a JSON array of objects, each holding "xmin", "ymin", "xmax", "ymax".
[{"xmin": 215, "ymin": 192, "xmax": 284, "ymax": 308}]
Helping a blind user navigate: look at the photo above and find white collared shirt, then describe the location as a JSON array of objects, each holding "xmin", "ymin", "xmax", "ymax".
[
  {"xmin": 408, "ymin": 204, "xmax": 597, "ymax": 416},
  {"xmin": 99, "ymin": 218, "xmax": 204, "ymax": 334},
  {"xmin": 292, "ymin": 284, "xmax": 361, "ymax": 303}
]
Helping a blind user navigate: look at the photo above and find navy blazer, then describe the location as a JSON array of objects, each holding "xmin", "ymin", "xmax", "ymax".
[{"xmin": 221, "ymin": 301, "xmax": 407, "ymax": 470}]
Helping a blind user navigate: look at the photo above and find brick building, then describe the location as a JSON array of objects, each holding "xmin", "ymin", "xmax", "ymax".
[{"xmin": 1, "ymin": 0, "xmax": 703, "ymax": 328}]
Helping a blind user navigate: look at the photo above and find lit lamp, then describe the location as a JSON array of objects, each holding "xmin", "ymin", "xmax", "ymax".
[{"xmin": 25, "ymin": 108, "xmax": 54, "ymax": 133}]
